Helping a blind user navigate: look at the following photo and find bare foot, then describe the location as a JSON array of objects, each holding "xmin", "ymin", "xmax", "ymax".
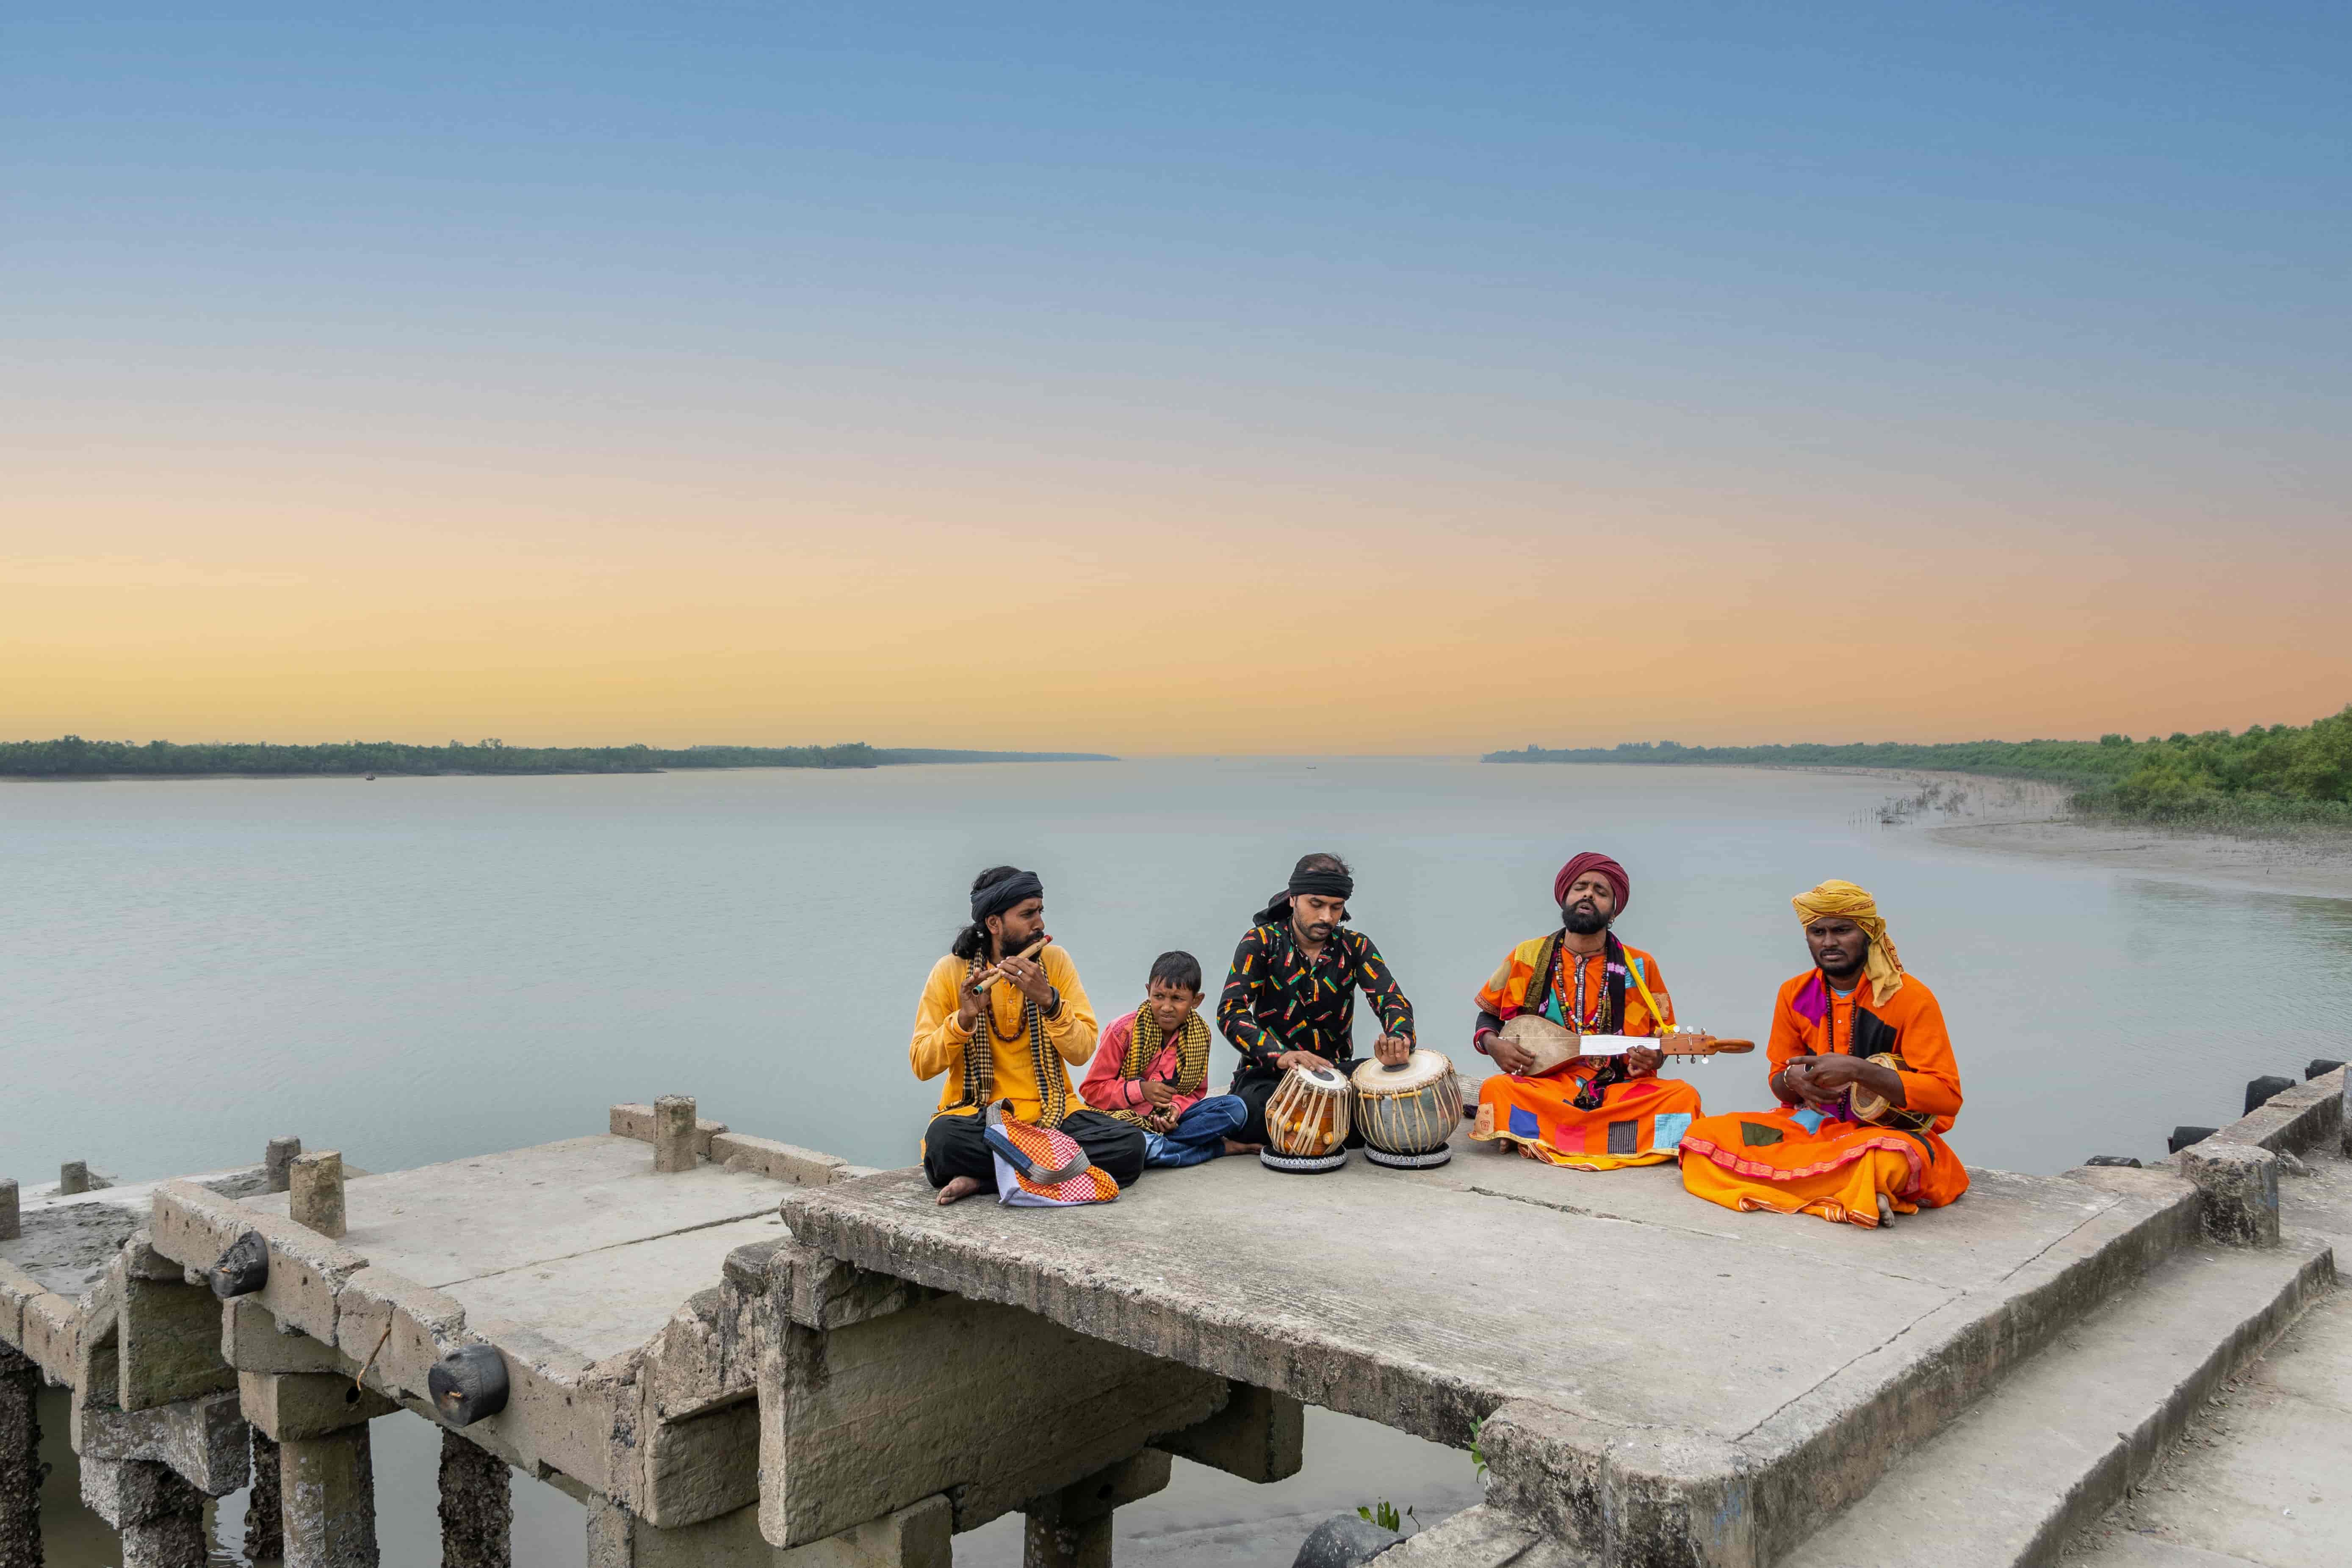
[
  {"xmin": 1224, "ymin": 1139, "xmax": 1264, "ymax": 1156},
  {"xmin": 935, "ymin": 1175, "xmax": 987, "ymax": 1206}
]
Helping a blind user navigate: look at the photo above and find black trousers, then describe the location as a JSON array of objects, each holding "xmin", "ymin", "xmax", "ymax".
[
  {"xmin": 1233, "ymin": 1060, "xmax": 1365, "ymax": 1149},
  {"xmin": 922, "ymin": 1109, "xmax": 1148, "ymax": 1189}
]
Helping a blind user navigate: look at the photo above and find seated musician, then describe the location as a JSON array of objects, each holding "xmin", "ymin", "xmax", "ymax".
[
  {"xmin": 1218, "ymin": 854, "xmax": 1416, "ymax": 1148},
  {"xmin": 909, "ymin": 865, "xmax": 1146, "ymax": 1206},
  {"xmin": 1079, "ymin": 950, "xmax": 1253, "ymax": 1167},
  {"xmin": 1470, "ymin": 852, "xmax": 1705, "ymax": 1169},
  {"xmin": 1678, "ymin": 879, "xmax": 1967, "ymax": 1228}
]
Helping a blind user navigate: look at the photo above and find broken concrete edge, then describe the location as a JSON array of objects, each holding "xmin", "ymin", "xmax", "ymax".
[
  {"xmin": 70, "ymin": 1385, "xmax": 251, "ymax": 1497},
  {"xmin": 710, "ymin": 1132, "xmax": 848, "ymax": 1187},
  {"xmin": 608, "ymin": 1105, "xmax": 729, "ymax": 1161},
  {"xmin": 781, "ymin": 1189, "xmax": 1522, "ymax": 1452}
]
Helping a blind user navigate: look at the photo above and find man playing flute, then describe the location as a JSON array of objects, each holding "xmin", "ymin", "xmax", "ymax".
[
  {"xmin": 1469, "ymin": 852, "xmax": 1706, "ymax": 1169},
  {"xmin": 1217, "ymin": 853, "xmax": 1417, "ymax": 1149},
  {"xmin": 1677, "ymin": 879, "xmax": 1967, "ymax": 1228},
  {"xmin": 909, "ymin": 865, "xmax": 1146, "ymax": 1205}
]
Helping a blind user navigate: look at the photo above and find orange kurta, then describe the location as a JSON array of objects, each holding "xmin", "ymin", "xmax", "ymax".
[
  {"xmin": 1679, "ymin": 969, "xmax": 1967, "ymax": 1225},
  {"xmin": 1470, "ymin": 937, "xmax": 1703, "ymax": 1170}
]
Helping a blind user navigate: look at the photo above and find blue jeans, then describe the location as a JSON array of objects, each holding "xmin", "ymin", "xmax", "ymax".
[{"xmin": 1141, "ymin": 1094, "xmax": 1248, "ymax": 1168}]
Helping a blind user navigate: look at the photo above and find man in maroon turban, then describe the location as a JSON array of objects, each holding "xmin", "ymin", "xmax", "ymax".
[{"xmin": 1468, "ymin": 852, "xmax": 1709, "ymax": 1169}]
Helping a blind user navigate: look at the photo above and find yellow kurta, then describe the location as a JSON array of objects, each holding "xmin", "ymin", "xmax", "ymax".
[{"xmin": 909, "ymin": 946, "xmax": 1098, "ymax": 1124}]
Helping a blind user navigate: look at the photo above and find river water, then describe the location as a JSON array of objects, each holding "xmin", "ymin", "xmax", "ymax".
[{"xmin": 8, "ymin": 759, "xmax": 2351, "ymax": 1564}]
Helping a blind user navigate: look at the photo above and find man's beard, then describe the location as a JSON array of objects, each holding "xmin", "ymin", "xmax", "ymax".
[{"xmin": 1562, "ymin": 902, "xmax": 1609, "ymax": 936}]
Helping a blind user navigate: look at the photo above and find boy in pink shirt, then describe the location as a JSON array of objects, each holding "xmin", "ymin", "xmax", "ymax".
[{"xmin": 1079, "ymin": 951, "xmax": 1252, "ymax": 1168}]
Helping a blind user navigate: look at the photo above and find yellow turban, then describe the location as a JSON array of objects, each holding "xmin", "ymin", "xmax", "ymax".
[{"xmin": 1790, "ymin": 879, "xmax": 1905, "ymax": 1005}]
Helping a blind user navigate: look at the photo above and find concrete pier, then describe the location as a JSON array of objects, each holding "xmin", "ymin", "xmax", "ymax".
[
  {"xmin": 8, "ymin": 1071, "xmax": 2352, "ymax": 1568},
  {"xmin": 439, "ymin": 1428, "xmax": 512, "ymax": 1568}
]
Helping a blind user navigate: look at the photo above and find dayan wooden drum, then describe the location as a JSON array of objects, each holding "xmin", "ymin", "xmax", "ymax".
[
  {"xmin": 1259, "ymin": 1063, "xmax": 1353, "ymax": 1173},
  {"xmin": 1352, "ymin": 1049, "xmax": 1464, "ymax": 1169}
]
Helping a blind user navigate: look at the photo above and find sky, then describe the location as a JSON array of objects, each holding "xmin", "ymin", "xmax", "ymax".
[{"xmin": 6, "ymin": 3, "xmax": 2348, "ymax": 754}]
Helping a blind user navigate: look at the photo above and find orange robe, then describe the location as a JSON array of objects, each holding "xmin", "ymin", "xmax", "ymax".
[
  {"xmin": 1470, "ymin": 937, "xmax": 1704, "ymax": 1171},
  {"xmin": 1679, "ymin": 970, "xmax": 1967, "ymax": 1226}
]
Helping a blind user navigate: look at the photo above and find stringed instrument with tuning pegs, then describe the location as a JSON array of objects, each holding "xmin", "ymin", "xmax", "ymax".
[{"xmin": 1495, "ymin": 1013, "xmax": 1754, "ymax": 1076}]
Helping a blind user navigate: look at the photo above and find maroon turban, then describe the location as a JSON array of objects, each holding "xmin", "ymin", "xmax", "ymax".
[{"xmin": 1553, "ymin": 853, "xmax": 1629, "ymax": 916}]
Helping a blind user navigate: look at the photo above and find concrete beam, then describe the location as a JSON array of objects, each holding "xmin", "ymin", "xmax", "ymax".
[
  {"xmin": 72, "ymin": 1387, "xmax": 250, "ymax": 1497},
  {"xmin": 238, "ymin": 1370, "xmax": 398, "ymax": 1443},
  {"xmin": 440, "ymin": 1429, "xmax": 513, "ymax": 1568},
  {"xmin": 757, "ymin": 1289, "xmax": 1226, "ymax": 1547},
  {"xmin": 331, "ymin": 1266, "xmax": 468, "ymax": 1403},
  {"xmin": 590, "ymin": 1496, "xmax": 950, "ymax": 1568},
  {"xmin": 118, "ymin": 1234, "xmax": 236, "ymax": 1411},
  {"xmin": 1153, "ymin": 1380, "xmax": 1304, "ymax": 1484},
  {"xmin": 0, "ymin": 1345, "xmax": 40, "ymax": 1568},
  {"xmin": 282, "ymin": 1426, "xmax": 380, "ymax": 1568},
  {"xmin": 223, "ymin": 1298, "xmax": 349, "ymax": 1377}
]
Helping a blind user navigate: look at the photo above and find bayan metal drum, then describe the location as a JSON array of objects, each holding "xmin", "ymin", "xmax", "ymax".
[
  {"xmin": 1259, "ymin": 1063, "xmax": 1352, "ymax": 1173},
  {"xmin": 1352, "ymin": 1049, "xmax": 1464, "ymax": 1169}
]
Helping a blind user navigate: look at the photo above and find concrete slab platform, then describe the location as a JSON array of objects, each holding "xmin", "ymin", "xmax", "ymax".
[
  {"xmin": 2, "ymin": 1167, "xmax": 267, "ymax": 1298},
  {"xmin": 784, "ymin": 1129, "xmax": 2195, "ymax": 1563}
]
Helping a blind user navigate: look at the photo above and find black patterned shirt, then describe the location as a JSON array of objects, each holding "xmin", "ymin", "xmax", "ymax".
[{"xmin": 1218, "ymin": 923, "xmax": 1416, "ymax": 1086}]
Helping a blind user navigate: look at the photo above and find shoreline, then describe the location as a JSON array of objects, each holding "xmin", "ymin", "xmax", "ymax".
[{"xmin": 1828, "ymin": 767, "xmax": 2352, "ymax": 901}]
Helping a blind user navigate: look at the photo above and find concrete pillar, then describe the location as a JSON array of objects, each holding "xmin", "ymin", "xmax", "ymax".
[
  {"xmin": 288, "ymin": 1152, "xmax": 346, "ymax": 1239},
  {"xmin": 652, "ymin": 1098, "xmax": 697, "ymax": 1173},
  {"xmin": 0, "ymin": 1346, "xmax": 41, "ymax": 1568},
  {"xmin": 2182, "ymin": 1141, "xmax": 2280, "ymax": 1247},
  {"xmin": 266, "ymin": 1137, "xmax": 304, "ymax": 1195},
  {"xmin": 1021, "ymin": 1451, "xmax": 1171, "ymax": 1568},
  {"xmin": 438, "ymin": 1430, "xmax": 511, "ymax": 1568},
  {"xmin": 58, "ymin": 1162, "xmax": 90, "ymax": 1197},
  {"xmin": 0, "ymin": 1179, "xmax": 17, "ymax": 1242},
  {"xmin": 83, "ymin": 1457, "xmax": 206, "ymax": 1568},
  {"xmin": 245, "ymin": 1430, "xmax": 283, "ymax": 1561},
  {"xmin": 282, "ymin": 1427, "xmax": 379, "ymax": 1568}
]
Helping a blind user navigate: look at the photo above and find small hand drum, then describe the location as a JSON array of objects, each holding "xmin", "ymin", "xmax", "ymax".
[
  {"xmin": 1352, "ymin": 1049, "xmax": 1463, "ymax": 1169},
  {"xmin": 1260, "ymin": 1063, "xmax": 1352, "ymax": 1173}
]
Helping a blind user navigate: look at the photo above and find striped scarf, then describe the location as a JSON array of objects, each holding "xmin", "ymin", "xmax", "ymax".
[
  {"xmin": 957, "ymin": 954, "xmax": 1068, "ymax": 1128},
  {"xmin": 1109, "ymin": 1008, "xmax": 1212, "ymax": 1126}
]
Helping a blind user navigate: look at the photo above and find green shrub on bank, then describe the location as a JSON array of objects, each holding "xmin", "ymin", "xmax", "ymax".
[{"xmin": 1488, "ymin": 705, "xmax": 2352, "ymax": 825}]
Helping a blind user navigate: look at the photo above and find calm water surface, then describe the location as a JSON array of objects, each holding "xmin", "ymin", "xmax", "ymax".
[{"xmin": 8, "ymin": 759, "xmax": 2350, "ymax": 1565}]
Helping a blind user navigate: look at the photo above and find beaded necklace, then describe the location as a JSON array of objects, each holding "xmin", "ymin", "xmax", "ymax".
[{"xmin": 1554, "ymin": 944, "xmax": 1610, "ymax": 1032}]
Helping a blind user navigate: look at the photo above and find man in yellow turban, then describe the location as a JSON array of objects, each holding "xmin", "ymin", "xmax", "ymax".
[{"xmin": 1676, "ymin": 880, "xmax": 1967, "ymax": 1228}]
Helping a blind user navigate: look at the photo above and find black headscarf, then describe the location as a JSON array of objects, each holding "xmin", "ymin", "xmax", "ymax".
[
  {"xmin": 1252, "ymin": 859, "xmax": 1356, "ymax": 928},
  {"xmin": 972, "ymin": 868, "xmax": 1044, "ymax": 923}
]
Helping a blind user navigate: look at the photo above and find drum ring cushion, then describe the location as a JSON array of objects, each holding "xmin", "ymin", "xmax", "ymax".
[
  {"xmin": 1259, "ymin": 1148, "xmax": 1349, "ymax": 1174},
  {"xmin": 1363, "ymin": 1146, "xmax": 1452, "ymax": 1170}
]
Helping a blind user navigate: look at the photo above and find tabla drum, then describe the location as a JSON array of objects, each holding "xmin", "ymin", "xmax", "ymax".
[
  {"xmin": 1352, "ymin": 1049, "xmax": 1464, "ymax": 1169},
  {"xmin": 1259, "ymin": 1063, "xmax": 1352, "ymax": 1173}
]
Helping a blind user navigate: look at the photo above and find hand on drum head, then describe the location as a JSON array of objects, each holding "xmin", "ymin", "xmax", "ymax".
[
  {"xmin": 1373, "ymin": 1034, "xmax": 1412, "ymax": 1067},
  {"xmin": 1275, "ymin": 1049, "xmax": 1332, "ymax": 1074}
]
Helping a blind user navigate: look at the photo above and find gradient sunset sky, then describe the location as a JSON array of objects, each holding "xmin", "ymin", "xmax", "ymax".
[{"xmin": 7, "ymin": 4, "xmax": 2347, "ymax": 755}]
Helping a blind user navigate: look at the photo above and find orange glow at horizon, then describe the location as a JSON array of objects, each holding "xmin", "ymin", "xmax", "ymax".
[{"xmin": 7, "ymin": 438, "xmax": 2346, "ymax": 755}]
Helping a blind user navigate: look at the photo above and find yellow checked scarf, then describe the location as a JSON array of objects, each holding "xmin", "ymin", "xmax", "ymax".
[
  {"xmin": 1110, "ymin": 1008, "xmax": 1212, "ymax": 1127},
  {"xmin": 1790, "ymin": 879, "xmax": 1906, "ymax": 1006}
]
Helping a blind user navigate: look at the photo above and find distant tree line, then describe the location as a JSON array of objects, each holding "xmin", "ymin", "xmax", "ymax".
[
  {"xmin": 0, "ymin": 737, "xmax": 1114, "ymax": 778},
  {"xmin": 1486, "ymin": 705, "xmax": 2352, "ymax": 826}
]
